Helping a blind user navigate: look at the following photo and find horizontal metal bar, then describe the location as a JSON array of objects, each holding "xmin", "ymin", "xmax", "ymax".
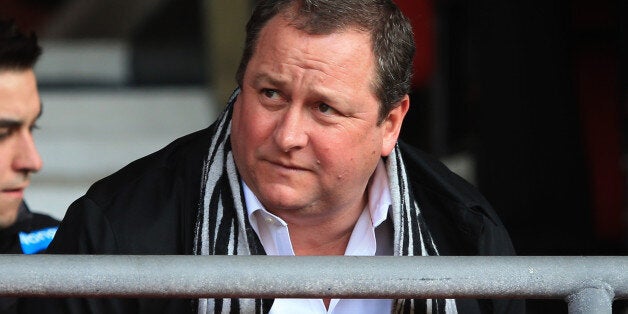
[{"xmin": 0, "ymin": 255, "xmax": 625, "ymax": 299}]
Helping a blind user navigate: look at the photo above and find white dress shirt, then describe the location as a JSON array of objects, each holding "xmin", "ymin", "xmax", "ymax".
[{"xmin": 244, "ymin": 160, "xmax": 394, "ymax": 313}]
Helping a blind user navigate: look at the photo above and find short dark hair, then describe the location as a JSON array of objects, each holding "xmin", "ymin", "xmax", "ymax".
[
  {"xmin": 235, "ymin": 0, "xmax": 415, "ymax": 123},
  {"xmin": 0, "ymin": 19, "xmax": 42, "ymax": 71}
]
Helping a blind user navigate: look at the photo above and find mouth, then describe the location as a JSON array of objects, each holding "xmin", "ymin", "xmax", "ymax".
[
  {"xmin": 1, "ymin": 187, "xmax": 25, "ymax": 197},
  {"xmin": 266, "ymin": 160, "xmax": 309, "ymax": 172},
  {"xmin": 2, "ymin": 182, "xmax": 28, "ymax": 192}
]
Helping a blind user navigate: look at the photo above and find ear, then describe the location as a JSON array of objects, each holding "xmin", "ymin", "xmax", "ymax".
[{"xmin": 380, "ymin": 94, "xmax": 410, "ymax": 156}]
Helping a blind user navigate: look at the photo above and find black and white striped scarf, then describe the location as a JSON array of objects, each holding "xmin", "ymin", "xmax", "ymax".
[{"xmin": 193, "ymin": 90, "xmax": 457, "ymax": 314}]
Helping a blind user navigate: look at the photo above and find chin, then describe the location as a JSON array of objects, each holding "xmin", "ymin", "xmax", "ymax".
[
  {"xmin": 0, "ymin": 197, "xmax": 21, "ymax": 211},
  {"xmin": 261, "ymin": 195, "xmax": 304, "ymax": 211},
  {"xmin": 257, "ymin": 187, "xmax": 308, "ymax": 211}
]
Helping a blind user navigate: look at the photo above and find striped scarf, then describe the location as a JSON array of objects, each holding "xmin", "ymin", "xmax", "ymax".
[{"xmin": 194, "ymin": 90, "xmax": 457, "ymax": 314}]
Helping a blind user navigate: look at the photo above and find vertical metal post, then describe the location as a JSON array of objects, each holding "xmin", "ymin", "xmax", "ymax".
[{"xmin": 566, "ymin": 288, "xmax": 614, "ymax": 314}]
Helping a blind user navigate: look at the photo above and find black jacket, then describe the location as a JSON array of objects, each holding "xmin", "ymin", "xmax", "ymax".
[
  {"xmin": 0, "ymin": 202, "xmax": 59, "ymax": 255},
  {"xmin": 1, "ymin": 202, "xmax": 59, "ymax": 314},
  {"xmin": 19, "ymin": 127, "xmax": 524, "ymax": 313}
]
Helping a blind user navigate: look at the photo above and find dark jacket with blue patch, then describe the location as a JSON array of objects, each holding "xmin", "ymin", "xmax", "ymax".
[{"xmin": 1, "ymin": 202, "xmax": 59, "ymax": 314}]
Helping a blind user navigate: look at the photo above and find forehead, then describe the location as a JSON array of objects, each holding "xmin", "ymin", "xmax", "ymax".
[
  {"xmin": 255, "ymin": 15, "xmax": 375, "ymax": 77},
  {"xmin": 246, "ymin": 15, "xmax": 379, "ymax": 105},
  {"xmin": 0, "ymin": 70, "xmax": 41, "ymax": 119}
]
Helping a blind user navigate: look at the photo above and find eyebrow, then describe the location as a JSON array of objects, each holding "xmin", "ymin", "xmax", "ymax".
[
  {"xmin": 0, "ymin": 119, "xmax": 23, "ymax": 128},
  {"xmin": 253, "ymin": 72, "xmax": 287, "ymax": 88},
  {"xmin": 0, "ymin": 102, "xmax": 43, "ymax": 128}
]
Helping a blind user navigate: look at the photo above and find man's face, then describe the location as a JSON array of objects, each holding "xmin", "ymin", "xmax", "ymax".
[
  {"xmin": 0, "ymin": 70, "xmax": 43, "ymax": 227},
  {"xmin": 231, "ymin": 15, "xmax": 408, "ymax": 221}
]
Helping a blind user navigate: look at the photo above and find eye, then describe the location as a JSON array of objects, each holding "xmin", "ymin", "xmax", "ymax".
[
  {"xmin": 0, "ymin": 128, "xmax": 13, "ymax": 141},
  {"xmin": 29, "ymin": 124, "xmax": 40, "ymax": 133},
  {"xmin": 262, "ymin": 89, "xmax": 280, "ymax": 99},
  {"xmin": 315, "ymin": 103, "xmax": 339, "ymax": 116}
]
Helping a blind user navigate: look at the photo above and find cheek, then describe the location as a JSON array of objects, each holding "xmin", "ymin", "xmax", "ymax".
[
  {"xmin": 315, "ymin": 138, "xmax": 378, "ymax": 180},
  {"xmin": 0, "ymin": 148, "xmax": 10, "ymax": 175},
  {"xmin": 232, "ymin": 110, "xmax": 277, "ymax": 163},
  {"xmin": 233, "ymin": 103, "xmax": 262, "ymax": 144}
]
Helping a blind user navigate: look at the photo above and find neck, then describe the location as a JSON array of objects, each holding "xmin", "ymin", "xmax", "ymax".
[{"xmin": 290, "ymin": 223, "xmax": 355, "ymax": 256}]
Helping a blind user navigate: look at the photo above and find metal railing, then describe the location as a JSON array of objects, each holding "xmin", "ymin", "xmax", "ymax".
[{"xmin": 1, "ymin": 255, "xmax": 626, "ymax": 313}]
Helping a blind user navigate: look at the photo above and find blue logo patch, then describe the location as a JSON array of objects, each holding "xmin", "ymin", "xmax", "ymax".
[{"xmin": 19, "ymin": 227, "xmax": 58, "ymax": 254}]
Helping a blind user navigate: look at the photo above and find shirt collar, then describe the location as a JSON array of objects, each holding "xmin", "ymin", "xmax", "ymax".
[
  {"xmin": 243, "ymin": 181, "xmax": 286, "ymax": 237},
  {"xmin": 367, "ymin": 159, "xmax": 392, "ymax": 228}
]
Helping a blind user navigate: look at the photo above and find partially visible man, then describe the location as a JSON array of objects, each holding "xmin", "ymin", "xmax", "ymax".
[
  {"xmin": 0, "ymin": 18, "xmax": 59, "ymax": 314},
  {"xmin": 0, "ymin": 20, "xmax": 58, "ymax": 255},
  {"xmin": 20, "ymin": 1, "xmax": 523, "ymax": 313}
]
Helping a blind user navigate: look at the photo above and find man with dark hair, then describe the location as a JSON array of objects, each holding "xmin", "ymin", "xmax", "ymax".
[
  {"xmin": 0, "ymin": 20, "xmax": 59, "ymax": 254},
  {"xmin": 21, "ymin": 1, "xmax": 523, "ymax": 313},
  {"xmin": 0, "ymin": 19, "xmax": 60, "ymax": 314}
]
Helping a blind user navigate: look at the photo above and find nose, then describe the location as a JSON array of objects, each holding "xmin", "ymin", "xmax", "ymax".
[
  {"xmin": 12, "ymin": 130, "xmax": 43, "ymax": 174},
  {"xmin": 273, "ymin": 107, "xmax": 309, "ymax": 152}
]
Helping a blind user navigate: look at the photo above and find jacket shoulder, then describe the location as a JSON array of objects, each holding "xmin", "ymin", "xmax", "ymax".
[
  {"xmin": 398, "ymin": 141, "xmax": 515, "ymax": 256},
  {"xmin": 51, "ymin": 127, "xmax": 213, "ymax": 255},
  {"xmin": 398, "ymin": 141, "xmax": 501, "ymax": 224}
]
